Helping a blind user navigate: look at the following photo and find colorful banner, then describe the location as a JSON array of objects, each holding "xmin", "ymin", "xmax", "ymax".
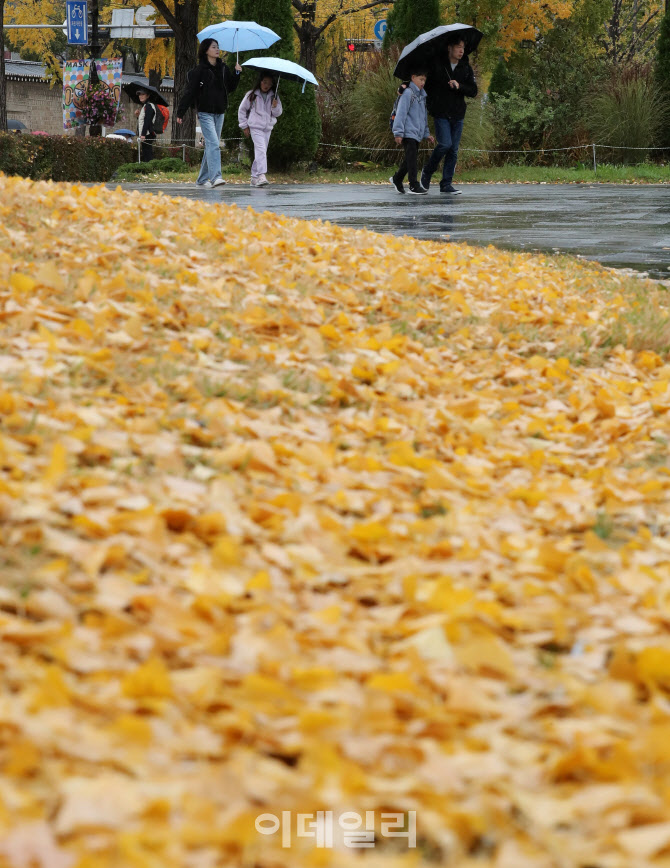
[{"xmin": 62, "ymin": 58, "xmax": 123, "ymax": 130}]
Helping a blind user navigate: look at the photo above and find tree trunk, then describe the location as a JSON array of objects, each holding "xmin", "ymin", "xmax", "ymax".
[
  {"xmin": 295, "ymin": 0, "xmax": 319, "ymax": 71},
  {"xmin": 297, "ymin": 21, "xmax": 320, "ymax": 71},
  {"xmin": 172, "ymin": 0, "xmax": 199, "ymax": 145},
  {"xmin": 0, "ymin": 0, "xmax": 7, "ymax": 133}
]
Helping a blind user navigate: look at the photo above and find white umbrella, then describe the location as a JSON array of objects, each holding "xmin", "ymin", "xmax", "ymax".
[{"xmin": 242, "ymin": 57, "xmax": 318, "ymax": 95}]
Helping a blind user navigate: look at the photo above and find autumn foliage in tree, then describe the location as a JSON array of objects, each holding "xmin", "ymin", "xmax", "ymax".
[{"xmin": 444, "ymin": 0, "xmax": 575, "ymax": 58}]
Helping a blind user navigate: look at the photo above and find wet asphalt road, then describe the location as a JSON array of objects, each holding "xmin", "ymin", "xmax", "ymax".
[{"xmin": 116, "ymin": 181, "xmax": 670, "ymax": 280}]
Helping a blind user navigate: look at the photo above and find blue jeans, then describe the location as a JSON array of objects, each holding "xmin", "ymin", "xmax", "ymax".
[
  {"xmin": 423, "ymin": 116, "xmax": 464, "ymax": 186},
  {"xmin": 197, "ymin": 112, "xmax": 224, "ymax": 184}
]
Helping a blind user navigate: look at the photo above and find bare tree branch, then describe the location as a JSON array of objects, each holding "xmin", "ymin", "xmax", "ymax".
[{"xmin": 150, "ymin": 0, "xmax": 177, "ymax": 32}]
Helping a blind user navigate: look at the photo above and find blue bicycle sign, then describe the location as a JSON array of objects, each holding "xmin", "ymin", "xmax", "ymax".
[{"xmin": 66, "ymin": 0, "xmax": 88, "ymax": 45}]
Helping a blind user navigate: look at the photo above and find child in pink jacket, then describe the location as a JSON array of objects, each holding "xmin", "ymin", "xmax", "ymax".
[{"xmin": 238, "ymin": 72, "xmax": 283, "ymax": 187}]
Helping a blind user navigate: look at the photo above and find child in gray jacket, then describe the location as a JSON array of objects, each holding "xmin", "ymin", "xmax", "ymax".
[{"xmin": 390, "ymin": 69, "xmax": 434, "ymax": 195}]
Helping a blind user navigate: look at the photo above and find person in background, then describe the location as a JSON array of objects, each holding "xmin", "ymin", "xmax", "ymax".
[
  {"xmin": 420, "ymin": 36, "xmax": 478, "ymax": 195},
  {"xmin": 176, "ymin": 38, "xmax": 242, "ymax": 189},
  {"xmin": 390, "ymin": 68, "xmax": 434, "ymax": 195},
  {"xmin": 135, "ymin": 89, "xmax": 156, "ymax": 162},
  {"xmin": 238, "ymin": 72, "xmax": 283, "ymax": 187}
]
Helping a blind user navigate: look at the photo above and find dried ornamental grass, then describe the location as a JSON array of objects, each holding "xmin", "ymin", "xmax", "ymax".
[{"xmin": 1, "ymin": 174, "xmax": 670, "ymax": 868}]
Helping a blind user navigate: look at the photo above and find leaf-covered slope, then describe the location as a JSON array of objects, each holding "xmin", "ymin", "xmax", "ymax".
[{"xmin": 1, "ymin": 174, "xmax": 670, "ymax": 868}]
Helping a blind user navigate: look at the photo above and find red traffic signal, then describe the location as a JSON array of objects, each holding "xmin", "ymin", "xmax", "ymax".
[{"xmin": 346, "ymin": 42, "xmax": 356, "ymax": 51}]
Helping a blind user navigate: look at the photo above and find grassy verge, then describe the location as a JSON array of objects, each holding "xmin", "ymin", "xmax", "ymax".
[{"xmin": 113, "ymin": 158, "xmax": 670, "ymax": 185}]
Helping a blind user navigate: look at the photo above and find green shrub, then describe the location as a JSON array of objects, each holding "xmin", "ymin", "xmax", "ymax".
[
  {"xmin": 458, "ymin": 97, "xmax": 494, "ymax": 169},
  {"xmin": 344, "ymin": 57, "xmax": 399, "ymax": 163},
  {"xmin": 490, "ymin": 86, "xmax": 559, "ymax": 157},
  {"xmin": 113, "ymin": 157, "xmax": 191, "ymax": 177},
  {"xmin": 382, "ymin": 0, "xmax": 440, "ymax": 50},
  {"xmin": 488, "ymin": 57, "xmax": 515, "ymax": 102},
  {"xmin": 584, "ymin": 65, "xmax": 669, "ymax": 163},
  {"xmin": 0, "ymin": 133, "xmax": 135, "ymax": 182}
]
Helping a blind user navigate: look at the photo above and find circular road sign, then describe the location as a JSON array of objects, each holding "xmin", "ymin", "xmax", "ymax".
[{"xmin": 373, "ymin": 19, "xmax": 387, "ymax": 41}]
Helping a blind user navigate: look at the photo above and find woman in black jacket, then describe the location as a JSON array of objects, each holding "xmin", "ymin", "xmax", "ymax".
[
  {"xmin": 136, "ymin": 89, "xmax": 157, "ymax": 162},
  {"xmin": 420, "ymin": 37, "xmax": 478, "ymax": 195},
  {"xmin": 176, "ymin": 38, "xmax": 242, "ymax": 188}
]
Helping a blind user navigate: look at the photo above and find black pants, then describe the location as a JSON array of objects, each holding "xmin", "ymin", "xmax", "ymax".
[
  {"xmin": 394, "ymin": 138, "xmax": 420, "ymax": 187},
  {"xmin": 140, "ymin": 139, "xmax": 155, "ymax": 162}
]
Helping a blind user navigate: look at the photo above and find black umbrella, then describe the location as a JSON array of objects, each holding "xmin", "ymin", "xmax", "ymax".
[
  {"xmin": 7, "ymin": 119, "xmax": 28, "ymax": 131},
  {"xmin": 393, "ymin": 23, "xmax": 483, "ymax": 80},
  {"xmin": 123, "ymin": 81, "xmax": 169, "ymax": 107}
]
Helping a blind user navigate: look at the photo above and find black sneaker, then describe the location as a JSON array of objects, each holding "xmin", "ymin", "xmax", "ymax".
[
  {"xmin": 440, "ymin": 184, "xmax": 462, "ymax": 194},
  {"xmin": 389, "ymin": 175, "xmax": 405, "ymax": 194},
  {"xmin": 408, "ymin": 184, "xmax": 428, "ymax": 195},
  {"xmin": 420, "ymin": 170, "xmax": 431, "ymax": 191}
]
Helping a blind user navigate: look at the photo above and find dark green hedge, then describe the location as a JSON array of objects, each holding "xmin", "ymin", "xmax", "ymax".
[
  {"xmin": 0, "ymin": 133, "xmax": 135, "ymax": 182},
  {"xmin": 114, "ymin": 157, "xmax": 192, "ymax": 176}
]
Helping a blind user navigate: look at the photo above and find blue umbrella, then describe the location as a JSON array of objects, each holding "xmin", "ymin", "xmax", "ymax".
[
  {"xmin": 241, "ymin": 57, "xmax": 318, "ymax": 94},
  {"xmin": 197, "ymin": 21, "xmax": 280, "ymax": 62},
  {"xmin": 114, "ymin": 129, "xmax": 136, "ymax": 137}
]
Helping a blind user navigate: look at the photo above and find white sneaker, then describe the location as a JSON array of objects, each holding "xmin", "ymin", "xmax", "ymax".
[
  {"xmin": 212, "ymin": 177, "xmax": 226, "ymax": 188},
  {"xmin": 196, "ymin": 180, "xmax": 212, "ymax": 188},
  {"xmin": 256, "ymin": 176, "xmax": 269, "ymax": 187},
  {"xmin": 250, "ymin": 177, "xmax": 260, "ymax": 186}
]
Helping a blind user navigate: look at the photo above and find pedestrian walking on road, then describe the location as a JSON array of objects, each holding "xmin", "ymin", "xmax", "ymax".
[
  {"xmin": 390, "ymin": 69, "xmax": 434, "ymax": 195},
  {"xmin": 135, "ymin": 89, "xmax": 156, "ymax": 162},
  {"xmin": 238, "ymin": 73, "xmax": 283, "ymax": 187},
  {"xmin": 176, "ymin": 38, "xmax": 242, "ymax": 188},
  {"xmin": 420, "ymin": 36, "xmax": 477, "ymax": 195}
]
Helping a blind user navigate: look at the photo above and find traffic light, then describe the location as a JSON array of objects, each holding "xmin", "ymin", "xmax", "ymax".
[{"xmin": 345, "ymin": 39, "xmax": 377, "ymax": 53}]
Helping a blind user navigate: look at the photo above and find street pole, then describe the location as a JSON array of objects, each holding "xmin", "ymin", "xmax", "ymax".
[{"xmin": 90, "ymin": 0, "xmax": 100, "ymax": 56}]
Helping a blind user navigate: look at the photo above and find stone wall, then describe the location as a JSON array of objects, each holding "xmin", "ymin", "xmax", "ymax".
[{"xmin": 6, "ymin": 78, "xmax": 175, "ymax": 143}]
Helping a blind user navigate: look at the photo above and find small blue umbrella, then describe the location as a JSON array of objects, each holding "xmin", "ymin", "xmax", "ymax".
[
  {"xmin": 114, "ymin": 128, "xmax": 136, "ymax": 137},
  {"xmin": 197, "ymin": 21, "xmax": 280, "ymax": 62},
  {"xmin": 242, "ymin": 57, "xmax": 318, "ymax": 94}
]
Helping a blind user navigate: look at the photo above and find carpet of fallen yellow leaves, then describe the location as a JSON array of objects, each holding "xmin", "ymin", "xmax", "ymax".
[{"xmin": 2, "ymin": 173, "xmax": 670, "ymax": 868}]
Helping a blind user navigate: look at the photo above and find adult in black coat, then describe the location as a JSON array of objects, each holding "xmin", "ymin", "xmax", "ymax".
[
  {"xmin": 176, "ymin": 38, "xmax": 242, "ymax": 188},
  {"xmin": 136, "ymin": 89, "xmax": 157, "ymax": 163},
  {"xmin": 421, "ymin": 37, "xmax": 478, "ymax": 195}
]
